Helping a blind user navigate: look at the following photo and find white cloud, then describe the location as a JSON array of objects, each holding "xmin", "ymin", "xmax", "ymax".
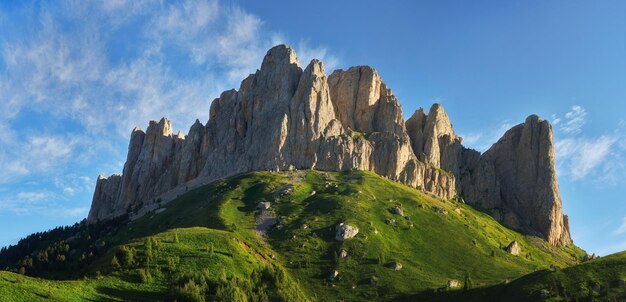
[
  {"xmin": 16, "ymin": 191, "xmax": 52, "ymax": 203},
  {"xmin": 559, "ymin": 105, "xmax": 587, "ymax": 134},
  {"xmin": 459, "ymin": 133, "xmax": 483, "ymax": 146},
  {"xmin": 613, "ymin": 217, "xmax": 626, "ymax": 236},
  {"xmin": 555, "ymin": 135, "xmax": 617, "ymax": 180},
  {"xmin": 462, "ymin": 121, "xmax": 514, "ymax": 152},
  {"xmin": 0, "ymin": 0, "xmax": 339, "ymax": 195},
  {"xmin": 157, "ymin": 0, "xmax": 219, "ymax": 36},
  {"xmin": 296, "ymin": 40, "xmax": 340, "ymax": 72}
]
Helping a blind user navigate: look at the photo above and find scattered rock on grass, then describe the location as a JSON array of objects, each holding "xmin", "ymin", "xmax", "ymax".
[
  {"xmin": 447, "ymin": 279, "xmax": 460, "ymax": 288},
  {"xmin": 392, "ymin": 206, "xmax": 404, "ymax": 216},
  {"xmin": 257, "ymin": 202, "xmax": 271, "ymax": 210},
  {"xmin": 335, "ymin": 223, "xmax": 359, "ymax": 241},
  {"xmin": 389, "ymin": 261, "xmax": 402, "ymax": 271},
  {"xmin": 505, "ymin": 241, "xmax": 521, "ymax": 256}
]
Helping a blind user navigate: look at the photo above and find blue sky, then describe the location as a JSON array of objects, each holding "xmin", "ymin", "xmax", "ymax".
[{"xmin": 0, "ymin": 0, "xmax": 624, "ymax": 255}]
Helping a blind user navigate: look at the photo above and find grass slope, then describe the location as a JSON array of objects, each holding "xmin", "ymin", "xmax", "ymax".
[{"xmin": 0, "ymin": 170, "xmax": 590, "ymax": 301}]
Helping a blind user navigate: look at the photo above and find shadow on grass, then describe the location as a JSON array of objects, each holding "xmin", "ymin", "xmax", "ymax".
[{"xmin": 96, "ymin": 285, "xmax": 163, "ymax": 302}]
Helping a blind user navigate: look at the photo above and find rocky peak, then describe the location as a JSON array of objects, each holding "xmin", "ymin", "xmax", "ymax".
[
  {"xmin": 147, "ymin": 118, "xmax": 173, "ymax": 137},
  {"xmin": 406, "ymin": 103, "xmax": 461, "ymax": 170},
  {"xmin": 261, "ymin": 44, "xmax": 300, "ymax": 71},
  {"xmin": 87, "ymin": 45, "xmax": 570, "ymax": 247},
  {"xmin": 328, "ymin": 66, "xmax": 405, "ymax": 135},
  {"xmin": 460, "ymin": 115, "xmax": 571, "ymax": 245}
]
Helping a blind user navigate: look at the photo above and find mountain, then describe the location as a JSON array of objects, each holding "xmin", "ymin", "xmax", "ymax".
[
  {"xmin": 0, "ymin": 171, "xmax": 593, "ymax": 301},
  {"xmin": 88, "ymin": 45, "xmax": 570, "ymax": 246}
]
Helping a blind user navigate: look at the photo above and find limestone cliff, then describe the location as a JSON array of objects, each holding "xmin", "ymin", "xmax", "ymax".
[
  {"xmin": 87, "ymin": 45, "xmax": 571, "ymax": 246},
  {"xmin": 88, "ymin": 45, "xmax": 454, "ymax": 223},
  {"xmin": 405, "ymin": 105, "xmax": 571, "ymax": 246}
]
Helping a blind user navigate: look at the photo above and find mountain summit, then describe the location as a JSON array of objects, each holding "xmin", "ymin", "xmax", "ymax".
[{"xmin": 88, "ymin": 45, "xmax": 571, "ymax": 246}]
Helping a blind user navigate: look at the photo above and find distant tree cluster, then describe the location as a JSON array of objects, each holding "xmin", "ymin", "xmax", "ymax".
[
  {"xmin": 169, "ymin": 266, "xmax": 285, "ymax": 302},
  {"xmin": 0, "ymin": 216, "xmax": 127, "ymax": 278}
]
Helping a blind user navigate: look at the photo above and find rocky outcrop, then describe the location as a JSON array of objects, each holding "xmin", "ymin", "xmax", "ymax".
[
  {"xmin": 87, "ymin": 175, "xmax": 121, "ymax": 221},
  {"xmin": 87, "ymin": 44, "xmax": 571, "ymax": 247},
  {"xmin": 406, "ymin": 105, "xmax": 571, "ymax": 246},
  {"xmin": 88, "ymin": 45, "xmax": 455, "ymax": 222},
  {"xmin": 457, "ymin": 115, "xmax": 571, "ymax": 245}
]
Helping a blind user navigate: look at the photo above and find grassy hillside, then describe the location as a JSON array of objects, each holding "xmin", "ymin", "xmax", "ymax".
[
  {"xmin": 0, "ymin": 170, "xmax": 590, "ymax": 301},
  {"xmin": 408, "ymin": 251, "xmax": 626, "ymax": 301}
]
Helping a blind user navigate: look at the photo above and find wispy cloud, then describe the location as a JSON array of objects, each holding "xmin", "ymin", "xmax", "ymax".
[
  {"xmin": 0, "ymin": 0, "xmax": 339, "ymax": 222},
  {"xmin": 459, "ymin": 133, "xmax": 483, "ymax": 146},
  {"xmin": 613, "ymin": 216, "xmax": 626, "ymax": 236},
  {"xmin": 296, "ymin": 40, "xmax": 340, "ymax": 72},
  {"xmin": 552, "ymin": 105, "xmax": 626, "ymax": 184},
  {"xmin": 460, "ymin": 120, "xmax": 513, "ymax": 152},
  {"xmin": 559, "ymin": 105, "xmax": 587, "ymax": 134},
  {"xmin": 555, "ymin": 135, "xmax": 618, "ymax": 180}
]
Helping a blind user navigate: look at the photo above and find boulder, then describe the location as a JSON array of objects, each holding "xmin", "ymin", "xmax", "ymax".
[
  {"xmin": 389, "ymin": 261, "xmax": 402, "ymax": 271},
  {"xmin": 392, "ymin": 206, "xmax": 404, "ymax": 216},
  {"xmin": 447, "ymin": 279, "xmax": 460, "ymax": 289},
  {"xmin": 257, "ymin": 202, "xmax": 271, "ymax": 210},
  {"xmin": 505, "ymin": 241, "xmax": 521, "ymax": 256},
  {"xmin": 335, "ymin": 223, "xmax": 359, "ymax": 241}
]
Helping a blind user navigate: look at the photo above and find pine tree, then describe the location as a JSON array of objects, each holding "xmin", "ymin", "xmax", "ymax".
[
  {"xmin": 464, "ymin": 271, "xmax": 473, "ymax": 291},
  {"xmin": 144, "ymin": 238, "xmax": 153, "ymax": 260},
  {"xmin": 111, "ymin": 255, "xmax": 121, "ymax": 270}
]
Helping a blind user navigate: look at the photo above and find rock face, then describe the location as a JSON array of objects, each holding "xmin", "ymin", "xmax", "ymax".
[
  {"xmin": 88, "ymin": 45, "xmax": 454, "ymax": 222},
  {"xmin": 457, "ymin": 115, "xmax": 572, "ymax": 245},
  {"xmin": 405, "ymin": 104, "xmax": 571, "ymax": 246},
  {"xmin": 87, "ymin": 44, "xmax": 571, "ymax": 246}
]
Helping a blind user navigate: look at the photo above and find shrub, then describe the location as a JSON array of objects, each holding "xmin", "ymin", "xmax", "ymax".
[
  {"xmin": 115, "ymin": 245, "xmax": 135, "ymax": 268},
  {"xmin": 137, "ymin": 269, "xmax": 152, "ymax": 283},
  {"xmin": 166, "ymin": 256, "xmax": 180, "ymax": 272},
  {"xmin": 464, "ymin": 271, "xmax": 473, "ymax": 291},
  {"xmin": 111, "ymin": 256, "xmax": 121, "ymax": 270},
  {"xmin": 173, "ymin": 280, "xmax": 205, "ymax": 302},
  {"xmin": 144, "ymin": 238, "xmax": 153, "ymax": 260}
]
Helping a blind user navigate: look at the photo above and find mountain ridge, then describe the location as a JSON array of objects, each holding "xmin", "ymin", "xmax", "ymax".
[{"xmin": 88, "ymin": 44, "xmax": 570, "ymax": 246}]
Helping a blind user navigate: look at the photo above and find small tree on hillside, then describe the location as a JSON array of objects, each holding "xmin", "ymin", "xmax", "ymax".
[
  {"xmin": 464, "ymin": 271, "xmax": 473, "ymax": 291},
  {"xmin": 144, "ymin": 238, "xmax": 153, "ymax": 260},
  {"xmin": 111, "ymin": 255, "xmax": 121, "ymax": 270}
]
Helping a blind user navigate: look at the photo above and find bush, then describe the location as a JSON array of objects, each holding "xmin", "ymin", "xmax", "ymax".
[
  {"xmin": 464, "ymin": 271, "xmax": 473, "ymax": 291},
  {"xmin": 137, "ymin": 269, "xmax": 152, "ymax": 283},
  {"xmin": 166, "ymin": 256, "xmax": 180, "ymax": 272},
  {"xmin": 111, "ymin": 256, "xmax": 121, "ymax": 270},
  {"xmin": 144, "ymin": 238, "xmax": 153, "ymax": 260},
  {"xmin": 173, "ymin": 280, "xmax": 205, "ymax": 302},
  {"xmin": 115, "ymin": 246, "xmax": 136, "ymax": 268}
]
